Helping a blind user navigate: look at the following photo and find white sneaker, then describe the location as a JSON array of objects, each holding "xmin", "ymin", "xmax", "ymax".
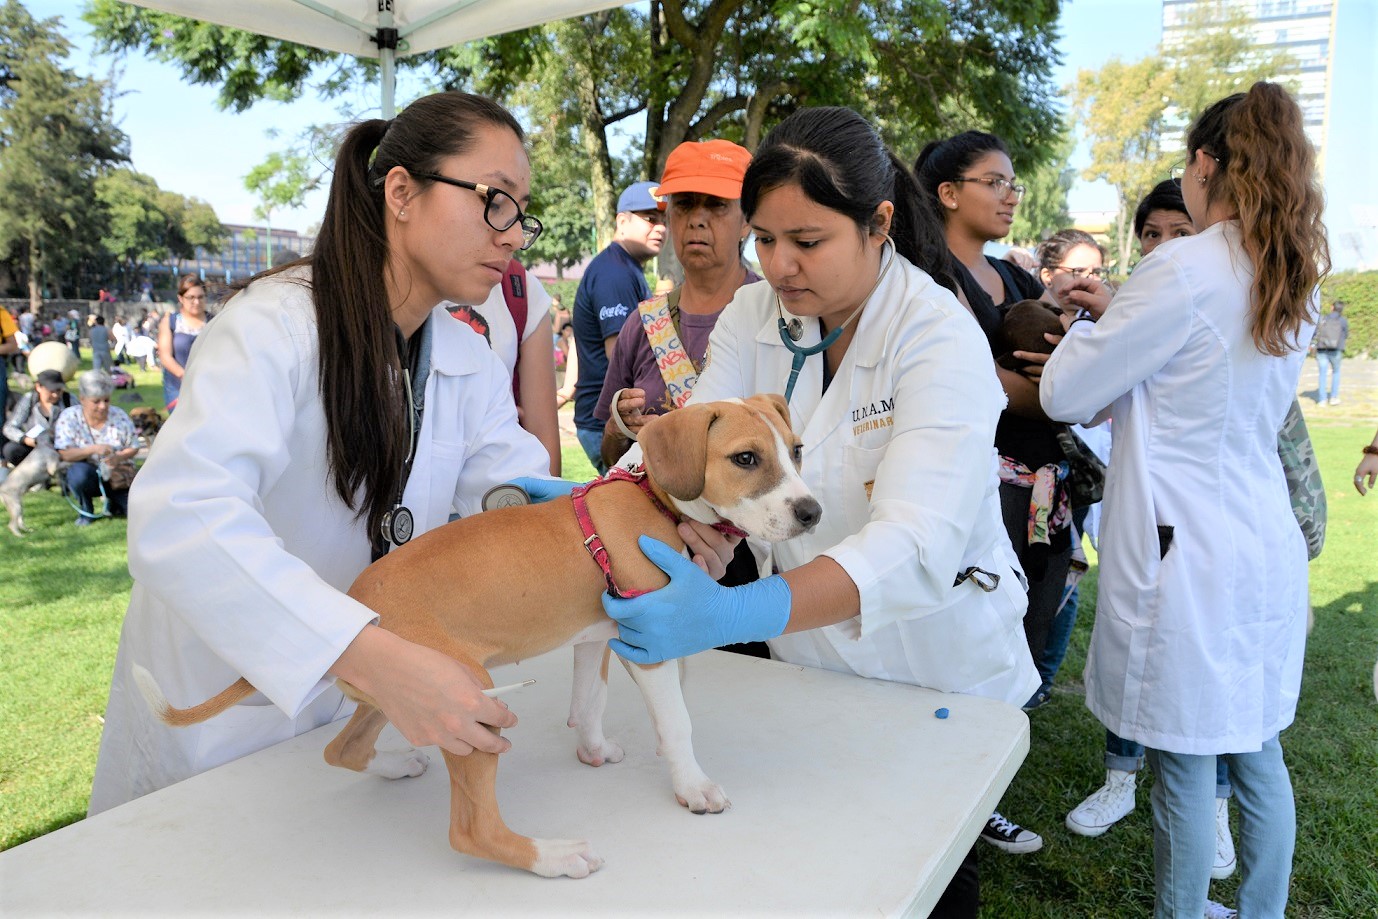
[
  {"xmin": 1066, "ymin": 769, "xmax": 1137, "ymax": 837},
  {"xmin": 1212, "ymin": 796, "xmax": 1237, "ymax": 879},
  {"xmin": 1204, "ymin": 900, "xmax": 1237, "ymax": 919},
  {"xmin": 1329, "ymin": 397, "xmax": 1341, "ymax": 405}
]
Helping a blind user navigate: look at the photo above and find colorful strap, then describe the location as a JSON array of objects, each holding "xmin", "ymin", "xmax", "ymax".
[
  {"xmin": 997, "ymin": 456, "xmax": 1071, "ymax": 547},
  {"xmin": 637, "ymin": 288, "xmax": 698, "ymax": 410}
]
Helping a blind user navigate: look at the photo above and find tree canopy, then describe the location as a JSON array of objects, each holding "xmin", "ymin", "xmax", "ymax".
[
  {"xmin": 0, "ymin": 0, "xmax": 127, "ymax": 307},
  {"xmin": 85, "ymin": 0, "xmax": 1066, "ymax": 258}
]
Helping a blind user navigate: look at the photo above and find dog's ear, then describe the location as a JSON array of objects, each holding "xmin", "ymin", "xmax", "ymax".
[
  {"xmin": 746, "ymin": 393, "xmax": 793, "ymax": 434},
  {"xmin": 640, "ymin": 403, "xmax": 719, "ymax": 501}
]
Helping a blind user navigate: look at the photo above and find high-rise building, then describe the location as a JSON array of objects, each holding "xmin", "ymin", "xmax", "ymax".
[{"xmin": 1162, "ymin": 0, "xmax": 1338, "ymax": 170}]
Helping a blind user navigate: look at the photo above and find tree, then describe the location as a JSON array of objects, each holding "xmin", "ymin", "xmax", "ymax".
[
  {"xmin": 1009, "ymin": 123, "xmax": 1075, "ymax": 248},
  {"xmin": 244, "ymin": 151, "xmax": 319, "ymax": 269},
  {"xmin": 97, "ymin": 167, "xmax": 166, "ymax": 285},
  {"xmin": 85, "ymin": 0, "xmax": 1065, "ymax": 261},
  {"xmin": 1072, "ymin": 57, "xmax": 1174, "ymax": 272},
  {"xmin": 0, "ymin": 0, "xmax": 126, "ymax": 308},
  {"xmin": 1072, "ymin": 3, "xmax": 1296, "ymax": 271}
]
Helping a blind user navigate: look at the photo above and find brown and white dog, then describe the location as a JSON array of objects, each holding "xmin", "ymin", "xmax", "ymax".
[
  {"xmin": 134, "ymin": 394, "xmax": 821, "ymax": 878},
  {"xmin": 127, "ymin": 406, "xmax": 164, "ymax": 447}
]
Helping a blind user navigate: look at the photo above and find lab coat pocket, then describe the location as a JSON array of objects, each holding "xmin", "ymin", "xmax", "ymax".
[
  {"xmin": 842, "ymin": 443, "xmax": 887, "ymax": 530},
  {"xmin": 421, "ymin": 439, "xmax": 469, "ymax": 530}
]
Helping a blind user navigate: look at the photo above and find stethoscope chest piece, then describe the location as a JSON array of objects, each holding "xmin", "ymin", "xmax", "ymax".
[
  {"xmin": 482, "ymin": 484, "xmax": 532, "ymax": 511},
  {"xmin": 786, "ymin": 317, "xmax": 804, "ymax": 342},
  {"xmin": 382, "ymin": 505, "xmax": 414, "ymax": 548}
]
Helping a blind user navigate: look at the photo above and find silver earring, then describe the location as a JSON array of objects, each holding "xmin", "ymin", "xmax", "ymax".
[
  {"xmin": 1195, "ymin": 174, "xmax": 1206, "ymax": 186},
  {"xmin": 399, "ymin": 208, "xmax": 407, "ymax": 218}
]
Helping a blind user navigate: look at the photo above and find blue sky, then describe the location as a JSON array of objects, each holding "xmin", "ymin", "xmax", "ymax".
[{"xmin": 21, "ymin": 0, "xmax": 1378, "ymax": 269}]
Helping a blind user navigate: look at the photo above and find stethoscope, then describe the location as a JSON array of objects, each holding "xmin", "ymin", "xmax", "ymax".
[{"xmin": 776, "ymin": 238, "xmax": 895, "ymax": 403}]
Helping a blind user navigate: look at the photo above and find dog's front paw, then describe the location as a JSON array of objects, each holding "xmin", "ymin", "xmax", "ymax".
[
  {"xmin": 576, "ymin": 739, "xmax": 624, "ymax": 767},
  {"xmin": 674, "ymin": 775, "xmax": 731, "ymax": 815},
  {"xmin": 530, "ymin": 838, "xmax": 604, "ymax": 879},
  {"xmin": 365, "ymin": 748, "xmax": 430, "ymax": 779}
]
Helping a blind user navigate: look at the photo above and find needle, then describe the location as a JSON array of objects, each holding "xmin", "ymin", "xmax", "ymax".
[{"xmin": 483, "ymin": 679, "xmax": 536, "ymax": 698}]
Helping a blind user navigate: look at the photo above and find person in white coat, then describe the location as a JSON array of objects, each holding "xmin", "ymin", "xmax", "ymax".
[
  {"xmin": 601, "ymin": 106, "xmax": 1039, "ymax": 919},
  {"xmin": 89, "ymin": 93, "xmax": 552, "ymax": 815},
  {"xmin": 1036, "ymin": 83, "xmax": 1329, "ymax": 918}
]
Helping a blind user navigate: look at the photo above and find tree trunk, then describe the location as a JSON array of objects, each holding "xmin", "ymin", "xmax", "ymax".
[
  {"xmin": 562, "ymin": 22, "xmax": 618, "ymax": 251},
  {"xmin": 27, "ymin": 239, "xmax": 42, "ymax": 314}
]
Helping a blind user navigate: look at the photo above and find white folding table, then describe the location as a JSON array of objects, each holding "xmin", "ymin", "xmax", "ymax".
[{"xmin": 0, "ymin": 650, "xmax": 1028, "ymax": 916}]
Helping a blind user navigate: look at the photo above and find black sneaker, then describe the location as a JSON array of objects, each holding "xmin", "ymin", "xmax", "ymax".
[{"xmin": 980, "ymin": 811, "xmax": 1044, "ymax": 854}]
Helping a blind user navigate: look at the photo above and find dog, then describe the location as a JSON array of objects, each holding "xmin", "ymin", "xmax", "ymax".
[
  {"xmin": 127, "ymin": 406, "xmax": 163, "ymax": 446},
  {"xmin": 995, "ymin": 299, "xmax": 1065, "ymax": 372},
  {"xmin": 133, "ymin": 394, "xmax": 822, "ymax": 878},
  {"xmin": 1, "ymin": 443, "xmax": 61, "ymax": 536}
]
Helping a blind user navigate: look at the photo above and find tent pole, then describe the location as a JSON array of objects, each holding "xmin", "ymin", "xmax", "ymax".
[{"xmin": 377, "ymin": 6, "xmax": 397, "ymax": 119}]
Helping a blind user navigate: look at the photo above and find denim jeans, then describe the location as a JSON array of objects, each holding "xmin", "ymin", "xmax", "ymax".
[
  {"xmin": 1146, "ymin": 735, "xmax": 1294, "ymax": 919},
  {"xmin": 1315, "ymin": 349, "xmax": 1342, "ymax": 401},
  {"xmin": 1106, "ymin": 729, "xmax": 1232, "ymax": 797},
  {"xmin": 66, "ymin": 460, "xmax": 128, "ymax": 517},
  {"xmin": 575, "ymin": 426, "xmax": 608, "ymax": 476}
]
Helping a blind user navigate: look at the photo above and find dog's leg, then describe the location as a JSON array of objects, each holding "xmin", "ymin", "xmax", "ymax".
[
  {"xmin": 621, "ymin": 659, "xmax": 729, "ymax": 814},
  {"xmin": 441, "ymin": 747, "xmax": 604, "ymax": 878},
  {"xmin": 4, "ymin": 492, "xmax": 24, "ymax": 537},
  {"xmin": 568, "ymin": 641, "xmax": 624, "ymax": 766},
  {"xmin": 322, "ymin": 702, "xmax": 429, "ymax": 779}
]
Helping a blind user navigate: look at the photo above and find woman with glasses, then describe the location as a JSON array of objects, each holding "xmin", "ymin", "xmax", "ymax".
[
  {"xmin": 1035, "ymin": 229, "xmax": 1107, "ymax": 289},
  {"xmin": 89, "ymin": 92, "xmax": 557, "ymax": 814},
  {"xmin": 1040, "ymin": 83, "xmax": 1327, "ymax": 917},
  {"xmin": 914, "ymin": 131, "xmax": 1069, "ymax": 856},
  {"xmin": 157, "ymin": 274, "xmax": 213, "ymax": 410}
]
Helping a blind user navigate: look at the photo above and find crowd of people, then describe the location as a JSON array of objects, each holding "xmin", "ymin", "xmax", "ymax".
[{"xmin": 0, "ymin": 81, "xmax": 1361, "ymax": 918}]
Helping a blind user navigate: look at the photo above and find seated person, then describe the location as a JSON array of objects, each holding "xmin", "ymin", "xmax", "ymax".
[
  {"xmin": 3, "ymin": 370, "xmax": 74, "ymax": 466},
  {"xmin": 53, "ymin": 370, "xmax": 138, "ymax": 525}
]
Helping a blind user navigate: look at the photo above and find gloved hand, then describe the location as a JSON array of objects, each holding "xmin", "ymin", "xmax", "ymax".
[
  {"xmin": 604, "ymin": 536, "xmax": 792, "ymax": 664},
  {"xmin": 506, "ymin": 476, "xmax": 582, "ymax": 503}
]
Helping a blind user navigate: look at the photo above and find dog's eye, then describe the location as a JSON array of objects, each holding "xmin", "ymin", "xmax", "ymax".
[
  {"xmin": 732, "ymin": 451, "xmax": 758, "ymax": 468},
  {"xmin": 792, "ymin": 445, "xmax": 803, "ymax": 465}
]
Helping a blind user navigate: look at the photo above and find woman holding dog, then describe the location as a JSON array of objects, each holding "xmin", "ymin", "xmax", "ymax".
[
  {"xmin": 87, "ymin": 93, "xmax": 735, "ymax": 815},
  {"xmin": 1037, "ymin": 83, "xmax": 1327, "ymax": 917},
  {"xmin": 600, "ymin": 106, "xmax": 1040, "ymax": 918}
]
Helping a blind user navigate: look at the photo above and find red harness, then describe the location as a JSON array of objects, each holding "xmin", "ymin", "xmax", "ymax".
[{"xmin": 571, "ymin": 464, "xmax": 747, "ymax": 598}]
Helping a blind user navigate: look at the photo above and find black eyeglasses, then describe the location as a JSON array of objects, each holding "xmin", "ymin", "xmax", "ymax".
[
  {"xmin": 413, "ymin": 173, "xmax": 543, "ymax": 250},
  {"xmin": 1050, "ymin": 265, "xmax": 1108, "ymax": 279},
  {"xmin": 951, "ymin": 176, "xmax": 1026, "ymax": 202}
]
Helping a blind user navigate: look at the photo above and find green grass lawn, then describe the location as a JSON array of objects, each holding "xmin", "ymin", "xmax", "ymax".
[{"xmin": 3, "ymin": 398, "xmax": 1375, "ymax": 915}]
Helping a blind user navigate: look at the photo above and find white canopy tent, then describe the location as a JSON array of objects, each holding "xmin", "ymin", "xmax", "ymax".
[{"xmin": 117, "ymin": 0, "xmax": 628, "ymax": 116}]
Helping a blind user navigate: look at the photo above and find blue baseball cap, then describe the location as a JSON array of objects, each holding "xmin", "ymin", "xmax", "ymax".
[{"xmin": 617, "ymin": 180, "xmax": 663, "ymax": 213}]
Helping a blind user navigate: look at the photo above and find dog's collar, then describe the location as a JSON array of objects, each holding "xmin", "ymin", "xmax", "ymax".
[{"xmin": 570, "ymin": 465, "xmax": 745, "ymax": 598}]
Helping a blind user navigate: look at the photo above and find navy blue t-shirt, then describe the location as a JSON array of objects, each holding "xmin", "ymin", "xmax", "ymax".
[{"xmin": 572, "ymin": 242, "xmax": 650, "ymax": 431}]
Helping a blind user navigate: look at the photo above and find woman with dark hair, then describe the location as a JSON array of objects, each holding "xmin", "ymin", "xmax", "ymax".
[
  {"xmin": 1040, "ymin": 83, "xmax": 1328, "ymax": 917},
  {"xmin": 89, "ymin": 92, "xmax": 554, "ymax": 814},
  {"xmin": 1035, "ymin": 229, "xmax": 1107, "ymax": 289},
  {"xmin": 601, "ymin": 106, "xmax": 1039, "ymax": 919},
  {"xmin": 157, "ymin": 274, "xmax": 212, "ymax": 410}
]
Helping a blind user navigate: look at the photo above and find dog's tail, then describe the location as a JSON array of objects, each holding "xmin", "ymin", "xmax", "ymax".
[{"xmin": 132, "ymin": 664, "xmax": 258, "ymax": 727}]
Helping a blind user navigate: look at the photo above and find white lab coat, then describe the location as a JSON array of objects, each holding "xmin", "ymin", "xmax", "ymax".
[
  {"xmin": 689, "ymin": 252, "xmax": 1039, "ymax": 706},
  {"xmin": 89, "ymin": 270, "xmax": 550, "ymax": 815},
  {"xmin": 1040, "ymin": 221, "xmax": 1312, "ymax": 755}
]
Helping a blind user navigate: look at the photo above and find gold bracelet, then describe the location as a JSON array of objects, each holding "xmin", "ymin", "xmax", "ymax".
[{"xmin": 1363, "ymin": 444, "xmax": 1378, "ymax": 456}]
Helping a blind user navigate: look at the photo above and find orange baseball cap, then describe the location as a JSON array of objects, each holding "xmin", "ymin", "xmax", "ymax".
[{"xmin": 653, "ymin": 139, "xmax": 752, "ymax": 202}]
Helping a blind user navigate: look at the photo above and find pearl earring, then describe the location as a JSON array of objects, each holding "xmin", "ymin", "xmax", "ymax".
[{"xmin": 399, "ymin": 208, "xmax": 407, "ymax": 218}]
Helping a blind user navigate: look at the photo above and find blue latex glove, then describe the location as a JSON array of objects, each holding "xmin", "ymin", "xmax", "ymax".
[
  {"xmin": 604, "ymin": 536, "xmax": 792, "ymax": 664},
  {"xmin": 507, "ymin": 476, "xmax": 581, "ymax": 503}
]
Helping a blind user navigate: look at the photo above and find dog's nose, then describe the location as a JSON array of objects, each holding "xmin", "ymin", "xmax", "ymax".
[{"xmin": 791, "ymin": 497, "xmax": 822, "ymax": 530}]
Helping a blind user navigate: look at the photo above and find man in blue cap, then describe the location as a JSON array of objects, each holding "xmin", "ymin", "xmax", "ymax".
[{"xmin": 571, "ymin": 180, "xmax": 666, "ymax": 472}]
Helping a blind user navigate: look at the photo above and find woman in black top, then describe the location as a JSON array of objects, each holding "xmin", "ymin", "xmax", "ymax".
[{"xmin": 915, "ymin": 131, "xmax": 1074, "ymax": 853}]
